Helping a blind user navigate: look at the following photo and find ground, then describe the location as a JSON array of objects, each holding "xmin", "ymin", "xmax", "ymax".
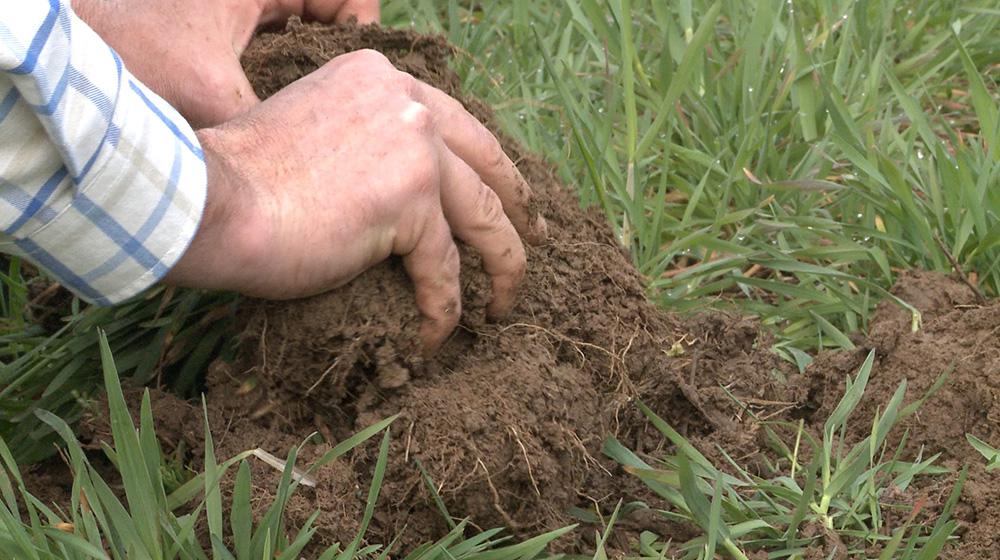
[{"xmin": 10, "ymin": 13, "xmax": 1000, "ymax": 560}]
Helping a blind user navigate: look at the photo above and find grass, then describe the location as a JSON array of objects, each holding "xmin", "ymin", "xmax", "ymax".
[
  {"xmin": 602, "ymin": 354, "xmax": 961, "ymax": 558},
  {"xmin": 0, "ymin": 0, "xmax": 998, "ymax": 558},
  {"xmin": 392, "ymin": 0, "xmax": 999, "ymax": 363},
  {"xmin": 0, "ymin": 285, "xmax": 236, "ymax": 463},
  {"xmin": 0, "ymin": 337, "xmax": 965, "ymax": 558},
  {"xmin": 0, "ymin": 333, "xmax": 573, "ymax": 558}
]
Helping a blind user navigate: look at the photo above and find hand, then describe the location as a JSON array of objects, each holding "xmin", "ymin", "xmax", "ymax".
[
  {"xmin": 72, "ymin": 0, "xmax": 380, "ymax": 127},
  {"xmin": 165, "ymin": 50, "xmax": 548, "ymax": 351}
]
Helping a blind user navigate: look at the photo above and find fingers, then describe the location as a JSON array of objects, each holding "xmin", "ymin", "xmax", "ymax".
[
  {"xmin": 413, "ymin": 81, "xmax": 548, "ymax": 245},
  {"xmin": 399, "ymin": 145, "xmax": 529, "ymax": 353},
  {"xmin": 331, "ymin": 0, "xmax": 380, "ymax": 23},
  {"xmin": 400, "ymin": 208, "xmax": 462, "ymax": 353},
  {"xmin": 183, "ymin": 61, "xmax": 261, "ymax": 127},
  {"xmin": 261, "ymin": 0, "xmax": 380, "ymax": 25},
  {"xmin": 438, "ymin": 144, "xmax": 527, "ymax": 319}
]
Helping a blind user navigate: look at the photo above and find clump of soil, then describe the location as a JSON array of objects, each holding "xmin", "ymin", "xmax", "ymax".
[
  {"xmin": 218, "ymin": 20, "xmax": 791, "ymax": 549},
  {"xmin": 23, "ymin": 20, "xmax": 1000, "ymax": 560}
]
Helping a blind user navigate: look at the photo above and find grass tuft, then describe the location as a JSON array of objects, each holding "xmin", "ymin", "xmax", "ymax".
[
  {"xmin": 604, "ymin": 354, "xmax": 961, "ymax": 558},
  {"xmin": 0, "ymin": 332, "xmax": 572, "ymax": 559}
]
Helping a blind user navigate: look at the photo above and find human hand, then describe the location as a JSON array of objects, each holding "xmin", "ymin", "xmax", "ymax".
[
  {"xmin": 72, "ymin": 0, "xmax": 380, "ymax": 127},
  {"xmin": 166, "ymin": 50, "xmax": 548, "ymax": 352}
]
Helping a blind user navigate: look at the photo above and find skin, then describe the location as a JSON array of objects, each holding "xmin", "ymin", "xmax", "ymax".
[
  {"xmin": 72, "ymin": 0, "xmax": 382, "ymax": 127},
  {"xmin": 71, "ymin": 0, "xmax": 547, "ymax": 352}
]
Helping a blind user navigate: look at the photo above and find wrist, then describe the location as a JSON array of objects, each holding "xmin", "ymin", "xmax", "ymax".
[{"xmin": 164, "ymin": 128, "xmax": 270, "ymax": 293}]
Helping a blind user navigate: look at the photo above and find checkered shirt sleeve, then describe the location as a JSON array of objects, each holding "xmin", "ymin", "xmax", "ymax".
[{"xmin": 0, "ymin": 0, "xmax": 207, "ymax": 305}]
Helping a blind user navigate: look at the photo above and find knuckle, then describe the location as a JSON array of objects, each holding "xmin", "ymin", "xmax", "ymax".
[
  {"xmin": 389, "ymin": 73, "xmax": 433, "ymax": 132},
  {"xmin": 345, "ymin": 48, "xmax": 392, "ymax": 67},
  {"xmin": 444, "ymin": 241, "xmax": 461, "ymax": 276},
  {"xmin": 402, "ymin": 101, "xmax": 434, "ymax": 132},
  {"xmin": 326, "ymin": 49, "xmax": 393, "ymax": 80},
  {"xmin": 390, "ymin": 69, "xmax": 419, "ymax": 93},
  {"xmin": 483, "ymin": 137, "xmax": 510, "ymax": 173},
  {"xmin": 405, "ymin": 153, "xmax": 440, "ymax": 197},
  {"xmin": 501, "ymin": 241, "xmax": 527, "ymax": 283}
]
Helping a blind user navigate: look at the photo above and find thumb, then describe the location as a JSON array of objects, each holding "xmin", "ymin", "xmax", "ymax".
[{"xmin": 181, "ymin": 61, "xmax": 261, "ymax": 128}]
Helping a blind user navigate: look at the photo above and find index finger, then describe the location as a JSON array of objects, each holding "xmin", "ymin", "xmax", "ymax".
[
  {"xmin": 414, "ymin": 81, "xmax": 548, "ymax": 245},
  {"xmin": 332, "ymin": 0, "xmax": 381, "ymax": 24}
]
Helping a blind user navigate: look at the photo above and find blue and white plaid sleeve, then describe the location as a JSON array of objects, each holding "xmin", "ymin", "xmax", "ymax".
[{"xmin": 0, "ymin": 0, "xmax": 207, "ymax": 305}]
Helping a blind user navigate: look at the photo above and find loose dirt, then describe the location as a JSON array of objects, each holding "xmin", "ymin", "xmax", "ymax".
[
  {"xmin": 23, "ymin": 21, "xmax": 1000, "ymax": 558},
  {"xmin": 224, "ymin": 20, "xmax": 774, "ymax": 549}
]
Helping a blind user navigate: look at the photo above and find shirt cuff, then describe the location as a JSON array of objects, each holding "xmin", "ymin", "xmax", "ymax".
[
  {"xmin": 16, "ymin": 115, "xmax": 207, "ymax": 306},
  {"xmin": 0, "ymin": 2, "xmax": 207, "ymax": 306},
  {"xmin": 17, "ymin": 82, "xmax": 208, "ymax": 306}
]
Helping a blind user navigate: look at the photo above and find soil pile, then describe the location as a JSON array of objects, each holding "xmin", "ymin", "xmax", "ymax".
[
  {"xmin": 212, "ymin": 20, "xmax": 789, "ymax": 549},
  {"xmin": 226, "ymin": 24, "xmax": 1000, "ymax": 555},
  {"xmin": 24, "ymin": 21, "xmax": 1000, "ymax": 559}
]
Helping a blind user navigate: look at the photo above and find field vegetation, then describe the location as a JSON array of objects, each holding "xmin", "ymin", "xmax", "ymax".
[{"xmin": 1, "ymin": 0, "xmax": 997, "ymax": 558}]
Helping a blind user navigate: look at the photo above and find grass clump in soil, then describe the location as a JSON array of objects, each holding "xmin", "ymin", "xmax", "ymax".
[{"xmin": 606, "ymin": 355, "xmax": 960, "ymax": 559}]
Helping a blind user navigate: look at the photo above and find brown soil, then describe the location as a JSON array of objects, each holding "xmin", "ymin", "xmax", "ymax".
[
  {"xmin": 222, "ymin": 20, "xmax": 784, "ymax": 550},
  {"xmin": 807, "ymin": 270, "xmax": 1000, "ymax": 559},
  {"xmin": 22, "ymin": 21, "xmax": 1000, "ymax": 559}
]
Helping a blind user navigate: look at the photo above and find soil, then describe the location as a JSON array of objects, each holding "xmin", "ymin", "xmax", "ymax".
[
  {"xmin": 807, "ymin": 271, "xmax": 1000, "ymax": 559},
  {"xmin": 224, "ymin": 20, "xmax": 770, "ymax": 550},
  {"xmin": 21, "ymin": 21, "xmax": 1000, "ymax": 559}
]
